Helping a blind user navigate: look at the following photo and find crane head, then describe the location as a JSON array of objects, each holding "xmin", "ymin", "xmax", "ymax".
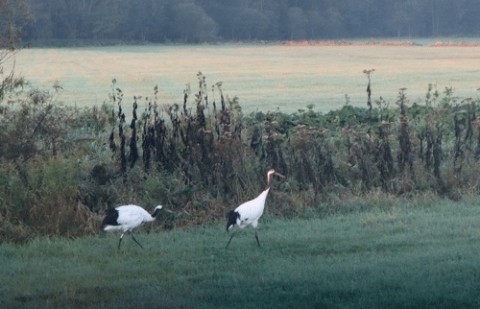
[
  {"xmin": 151, "ymin": 205, "xmax": 164, "ymax": 217},
  {"xmin": 267, "ymin": 169, "xmax": 285, "ymax": 179},
  {"xmin": 266, "ymin": 169, "xmax": 285, "ymax": 187},
  {"xmin": 154, "ymin": 205, "xmax": 174, "ymax": 214}
]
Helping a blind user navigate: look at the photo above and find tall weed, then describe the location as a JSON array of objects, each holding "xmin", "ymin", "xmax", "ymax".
[{"xmin": 3, "ymin": 73, "xmax": 480, "ymax": 242}]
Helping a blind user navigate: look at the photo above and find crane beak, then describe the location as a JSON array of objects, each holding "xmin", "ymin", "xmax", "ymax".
[{"xmin": 274, "ymin": 172, "xmax": 286, "ymax": 179}]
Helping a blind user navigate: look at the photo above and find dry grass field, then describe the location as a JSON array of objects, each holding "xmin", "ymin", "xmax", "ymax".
[{"xmin": 8, "ymin": 42, "xmax": 480, "ymax": 113}]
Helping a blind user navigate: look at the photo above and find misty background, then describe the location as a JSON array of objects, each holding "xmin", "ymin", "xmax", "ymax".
[{"xmin": 22, "ymin": 0, "xmax": 480, "ymax": 45}]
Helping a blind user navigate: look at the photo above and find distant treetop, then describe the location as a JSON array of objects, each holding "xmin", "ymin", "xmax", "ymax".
[{"xmin": 21, "ymin": 0, "xmax": 480, "ymax": 45}]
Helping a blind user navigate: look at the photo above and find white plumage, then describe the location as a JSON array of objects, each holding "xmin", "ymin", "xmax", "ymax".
[
  {"xmin": 226, "ymin": 169, "xmax": 285, "ymax": 248},
  {"xmin": 101, "ymin": 204, "xmax": 164, "ymax": 249}
]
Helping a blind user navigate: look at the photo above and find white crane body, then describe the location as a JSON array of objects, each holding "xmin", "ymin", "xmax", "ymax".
[
  {"xmin": 103, "ymin": 205, "xmax": 156, "ymax": 232},
  {"xmin": 228, "ymin": 188, "xmax": 270, "ymax": 230},
  {"xmin": 101, "ymin": 204, "xmax": 163, "ymax": 249},
  {"xmin": 226, "ymin": 169, "xmax": 285, "ymax": 248}
]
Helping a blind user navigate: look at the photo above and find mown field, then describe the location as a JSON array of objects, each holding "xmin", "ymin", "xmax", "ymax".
[
  {"xmin": 2, "ymin": 198, "xmax": 480, "ymax": 309},
  {"xmin": 10, "ymin": 42, "xmax": 480, "ymax": 113},
  {"xmin": 3, "ymin": 41, "xmax": 480, "ymax": 308}
]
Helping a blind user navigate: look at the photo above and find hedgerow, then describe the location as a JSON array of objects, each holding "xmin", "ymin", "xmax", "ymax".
[{"xmin": 1, "ymin": 73, "xmax": 480, "ymax": 243}]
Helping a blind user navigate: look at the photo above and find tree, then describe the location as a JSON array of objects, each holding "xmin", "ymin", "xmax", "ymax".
[
  {"xmin": 0, "ymin": 1, "xmax": 73, "ymax": 186},
  {"xmin": 0, "ymin": 0, "xmax": 30, "ymax": 101},
  {"xmin": 391, "ymin": 0, "xmax": 430, "ymax": 37},
  {"xmin": 319, "ymin": 7, "xmax": 344, "ymax": 38},
  {"xmin": 14, "ymin": 0, "xmax": 480, "ymax": 45},
  {"xmin": 232, "ymin": 8, "xmax": 271, "ymax": 40},
  {"xmin": 0, "ymin": 0, "xmax": 30, "ymax": 49},
  {"xmin": 286, "ymin": 7, "xmax": 306, "ymax": 40},
  {"xmin": 170, "ymin": 1, "xmax": 218, "ymax": 42}
]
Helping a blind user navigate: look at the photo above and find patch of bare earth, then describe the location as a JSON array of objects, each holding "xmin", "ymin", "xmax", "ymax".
[
  {"xmin": 429, "ymin": 41, "xmax": 480, "ymax": 47},
  {"xmin": 285, "ymin": 40, "xmax": 480, "ymax": 47}
]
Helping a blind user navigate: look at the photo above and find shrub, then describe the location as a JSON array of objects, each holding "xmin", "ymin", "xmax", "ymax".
[
  {"xmin": 3, "ymin": 72, "xmax": 480, "ymax": 242},
  {"xmin": 0, "ymin": 158, "xmax": 97, "ymax": 243}
]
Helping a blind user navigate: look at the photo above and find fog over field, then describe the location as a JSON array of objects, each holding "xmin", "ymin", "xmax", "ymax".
[{"xmin": 10, "ymin": 43, "xmax": 480, "ymax": 113}]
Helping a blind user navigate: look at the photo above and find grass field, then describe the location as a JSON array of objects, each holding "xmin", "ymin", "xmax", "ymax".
[
  {"xmin": 8, "ymin": 42, "xmax": 480, "ymax": 113},
  {"xmin": 2, "ymin": 199, "xmax": 480, "ymax": 308}
]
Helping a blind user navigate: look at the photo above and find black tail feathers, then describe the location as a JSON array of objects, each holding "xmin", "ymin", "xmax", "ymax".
[{"xmin": 226, "ymin": 210, "xmax": 240, "ymax": 231}]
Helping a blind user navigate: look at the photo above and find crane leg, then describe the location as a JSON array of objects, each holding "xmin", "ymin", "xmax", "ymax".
[
  {"xmin": 225, "ymin": 231, "xmax": 238, "ymax": 249},
  {"xmin": 254, "ymin": 229, "xmax": 261, "ymax": 248},
  {"xmin": 131, "ymin": 233, "xmax": 144, "ymax": 249},
  {"xmin": 118, "ymin": 233, "xmax": 125, "ymax": 249}
]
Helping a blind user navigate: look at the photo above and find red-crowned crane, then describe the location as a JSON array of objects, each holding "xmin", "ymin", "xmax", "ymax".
[
  {"xmin": 101, "ymin": 205, "xmax": 164, "ymax": 249},
  {"xmin": 225, "ymin": 169, "xmax": 285, "ymax": 248}
]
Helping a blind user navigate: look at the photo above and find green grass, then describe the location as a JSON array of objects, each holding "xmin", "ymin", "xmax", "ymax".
[{"xmin": 2, "ymin": 200, "xmax": 480, "ymax": 308}]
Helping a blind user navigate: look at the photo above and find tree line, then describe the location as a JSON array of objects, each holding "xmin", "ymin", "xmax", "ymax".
[{"xmin": 21, "ymin": 0, "xmax": 480, "ymax": 45}]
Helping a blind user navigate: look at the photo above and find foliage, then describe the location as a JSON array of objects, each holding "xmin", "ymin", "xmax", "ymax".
[
  {"xmin": 0, "ymin": 0, "xmax": 31, "ymax": 49},
  {"xmin": 3, "ymin": 71, "xmax": 480, "ymax": 242},
  {"xmin": 21, "ymin": 0, "xmax": 480, "ymax": 45},
  {"xmin": 0, "ymin": 0, "xmax": 30, "ymax": 101}
]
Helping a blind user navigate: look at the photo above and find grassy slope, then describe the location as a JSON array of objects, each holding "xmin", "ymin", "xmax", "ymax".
[{"xmin": 2, "ymin": 200, "xmax": 480, "ymax": 308}]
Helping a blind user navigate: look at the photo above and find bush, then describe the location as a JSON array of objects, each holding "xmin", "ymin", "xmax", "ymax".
[
  {"xmin": 3, "ymin": 73, "xmax": 480, "ymax": 243},
  {"xmin": 0, "ymin": 158, "xmax": 98, "ymax": 243}
]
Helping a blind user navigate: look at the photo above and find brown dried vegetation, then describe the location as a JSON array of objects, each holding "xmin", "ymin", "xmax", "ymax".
[{"xmin": 2, "ymin": 73, "xmax": 480, "ymax": 243}]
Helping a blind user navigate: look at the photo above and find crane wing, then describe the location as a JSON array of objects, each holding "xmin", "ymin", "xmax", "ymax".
[
  {"xmin": 234, "ymin": 188, "xmax": 270, "ymax": 227},
  {"xmin": 116, "ymin": 205, "xmax": 151, "ymax": 230}
]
